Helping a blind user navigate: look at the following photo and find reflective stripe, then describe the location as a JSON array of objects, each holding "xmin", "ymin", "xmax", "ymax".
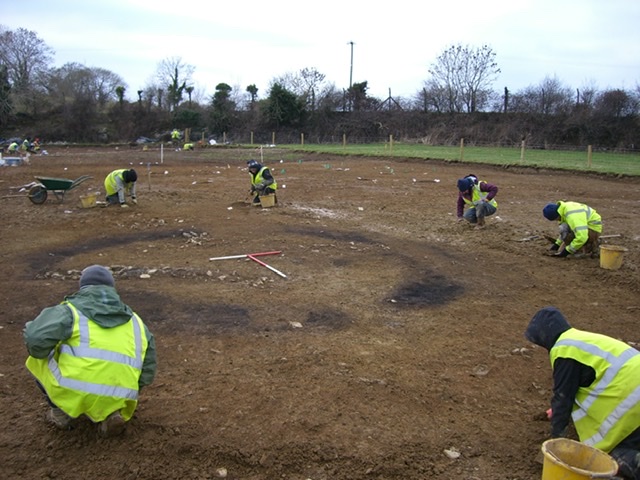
[
  {"xmin": 583, "ymin": 385, "xmax": 640, "ymax": 447},
  {"xmin": 59, "ymin": 345, "xmax": 142, "ymax": 368},
  {"xmin": 72, "ymin": 310, "xmax": 144, "ymax": 366},
  {"xmin": 47, "ymin": 351, "xmax": 138, "ymax": 400},
  {"xmin": 566, "ymin": 208, "xmax": 587, "ymax": 217},
  {"xmin": 556, "ymin": 337, "xmax": 640, "ymax": 447},
  {"xmin": 558, "ymin": 338, "xmax": 638, "ymax": 421},
  {"xmin": 46, "ymin": 304, "xmax": 143, "ymax": 400}
]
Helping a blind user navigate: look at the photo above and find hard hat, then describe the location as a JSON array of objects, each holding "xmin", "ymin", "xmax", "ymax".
[{"xmin": 247, "ymin": 160, "xmax": 260, "ymax": 169}]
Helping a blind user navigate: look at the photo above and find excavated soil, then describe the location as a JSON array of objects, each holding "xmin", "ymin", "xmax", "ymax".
[{"xmin": 0, "ymin": 146, "xmax": 638, "ymax": 480}]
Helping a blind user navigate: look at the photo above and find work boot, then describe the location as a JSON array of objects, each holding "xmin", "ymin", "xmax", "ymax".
[
  {"xmin": 99, "ymin": 411, "xmax": 126, "ymax": 438},
  {"xmin": 47, "ymin": 407, "xmax": 72, "ymax": 430}
]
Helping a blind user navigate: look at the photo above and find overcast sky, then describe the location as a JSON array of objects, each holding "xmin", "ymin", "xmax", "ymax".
[{"xmin": 4, "ymin": 0, "xmax": 640, "ymax": 102}]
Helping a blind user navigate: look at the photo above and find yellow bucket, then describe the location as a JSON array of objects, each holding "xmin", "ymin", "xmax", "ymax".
[
  {"xmin": 80, "ymin": 193, "xmax": 97, "ymax": 208},
  {"xmin": 541, "ymin": 438, "xmax": 618, "ymax": 480},
  {"xmin": 259, "ymin": 194, "xmax": 276, "ymax": 208},
  {"xmin": 599, "ymin": 245, "xmax": 628, "ymax": 270}
]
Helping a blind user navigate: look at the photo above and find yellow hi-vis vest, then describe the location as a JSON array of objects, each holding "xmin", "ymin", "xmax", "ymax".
[
  {"xmin": 251, "ymin": 166, "xmax": 277, "ymax": 191},
  {"xmin": 25, "ymin": 302, "xmax": 148, "ymax": 422},
  {"xmin": 550, "ymin": 328, "xmax": 640, "ymax": 452},
  {"xmin": 461, "ymin": 181, "xmax": 497, "ymax": 209},
  {"xmin": 104, "ymin": 169, "xmax": 130, "ymax": 197},
  {"xmin": 558, "ymin": 201, "xmax": 603, "ymax": 253}
]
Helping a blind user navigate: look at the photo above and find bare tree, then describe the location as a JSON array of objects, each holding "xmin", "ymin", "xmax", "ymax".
[
  {"xmin": 0, "ymin": 64, "xmax": 12, "ymax": 127},
  {"xmin": 0, "ymin": 26, "xmax": 54, "ymax": 92},
  {"xmin": 509, "ymin": 76, "xmax": 573, "ymax": 115},
  {"xmin": 155, "ymin": 56, "xmax": 195, "ymax": 111},
  {"xmin": 595, "ymin": 88, "xmax": 635, "ymax": 118},
  {"xmin": 576, "ymin": 79, "xmax": 599, "ymax": 108},
  {"xmin": 47, "ymin": 63, "xmax": 124, "ymax": 107},
  {"xmin": 0, "ymin": 26, "xmax": 54, "ymax": 115},
  {"xmin": 271, "ymin": 67, "xmax": 330, "ymax": 111},
  {"xmin": 426, "ymin": 44, "xmax": 500, "ymax": 113}
]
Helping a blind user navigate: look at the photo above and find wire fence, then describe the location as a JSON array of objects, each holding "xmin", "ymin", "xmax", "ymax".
[{"xmin": 263, "ymin": 137, "xmax": 640, "ymax": 176}]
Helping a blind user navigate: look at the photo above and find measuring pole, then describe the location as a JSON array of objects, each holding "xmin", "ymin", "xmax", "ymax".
[
  {"xmin": 209, "ymin": 250, "xmax": 281, "ymax": 261},
  {"xmin": 248, "ymin": 254, "xmax": 287, "ymax": 278}
]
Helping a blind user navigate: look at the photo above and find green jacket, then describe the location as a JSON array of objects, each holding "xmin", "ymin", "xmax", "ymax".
[{"xmin": 23, "ymin": 285, "xmax": 157, "ymax": 388}]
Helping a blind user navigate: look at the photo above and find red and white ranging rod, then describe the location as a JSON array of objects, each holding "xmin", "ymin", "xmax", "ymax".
[{"xmin": 209, "ymin": 250, "xmax": 287, "ymax": 278}]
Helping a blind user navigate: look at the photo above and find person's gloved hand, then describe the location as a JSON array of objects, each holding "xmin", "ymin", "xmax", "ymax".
[
  {"xmin": 121, "ymin": 203, "xmax": 129, "ymax": 208},
  {"xmin": 132, "ymin": 197, "xmax": 138, "ymax": 205},
  {"xmin": 555, "ymin": 249, "xmax": 570, "ymax": 257},
  {"xmin": 549, "ymin": 243, "xmax": 560, "ymax": 252}
]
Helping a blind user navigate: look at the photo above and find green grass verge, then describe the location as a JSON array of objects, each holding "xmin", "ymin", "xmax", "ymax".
[{"xmin": 271, "ymin": 143, "xmax": 640, "ymax": 176}]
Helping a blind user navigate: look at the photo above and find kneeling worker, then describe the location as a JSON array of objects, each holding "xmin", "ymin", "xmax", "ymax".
[
  {"xmin": 105, "ymin": 168, "xmax": 138, "ymax": 208},
  {"xmin": 247, "ymin": 159, "xmax": 277, "ymax": 205},
  {"xmin": 542, "ymin": 201, "xmax": 602, "ymax": 257},
  {"xmin": 524, "ymin": 306, "xmax": 640, "ymax": 479}
]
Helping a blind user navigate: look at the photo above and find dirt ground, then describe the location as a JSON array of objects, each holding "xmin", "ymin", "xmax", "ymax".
[{"xmin": 0, "ymin": 145, "xmax": 638, "ymax": 480}]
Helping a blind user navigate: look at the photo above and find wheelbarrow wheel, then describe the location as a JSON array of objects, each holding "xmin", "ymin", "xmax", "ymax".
[{"xmin": 29, "ymin": 185, "xmax": 48, "ymax": 204}]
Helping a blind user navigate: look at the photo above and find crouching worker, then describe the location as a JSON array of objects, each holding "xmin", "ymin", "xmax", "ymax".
[
  {"xmin": 542, "ymin": 201, "xmax": 602, "ymax": 257},
  {"xmin": 104, "ymin": 168, "xmax": 138, "ymax": 208},
  {"xmin": 456, "ymin": 174, "xmax": 498, "ymax": 229},
  {"xmin": 247, "ymin": 159, "xmax": 277, "ymax": 205},
  {"xmin": 23, "ymin": 265, "xmax": 157, "ymax": 437},
  {"xmin": 524, "ymin": 306, "xmax": 640, "ymax": 479}
]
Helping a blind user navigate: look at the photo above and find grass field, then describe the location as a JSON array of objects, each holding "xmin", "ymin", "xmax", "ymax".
[{"xmin": 275, "ymin": 143, "xmax": 640, "ymax": 176}]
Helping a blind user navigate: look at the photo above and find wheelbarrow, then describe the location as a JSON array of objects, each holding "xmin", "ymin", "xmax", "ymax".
[{"xmin": 28, "ymin": 175, "xmax": 93, "ymax": 204}]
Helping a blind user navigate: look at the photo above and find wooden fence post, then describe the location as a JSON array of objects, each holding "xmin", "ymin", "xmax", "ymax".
[
  {"xmin": 520, "ymin": 140, "xmax": 526, "ymax": 162},
  {"xmin": 460, "ymin": 138, "xmax": 464, "ymax": 161},
  {"xmin": 587, "ymin": 145, "xmax": 593, "ymax": 169}
]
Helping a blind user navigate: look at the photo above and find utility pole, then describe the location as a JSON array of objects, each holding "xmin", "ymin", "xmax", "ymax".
[
  {"xmin": 347, "ymin": 41, "xmax": 354, "ymax": 112},
  {"xmin": 347, "ymin": 41, "xmax": 354, "ymax": 89}
]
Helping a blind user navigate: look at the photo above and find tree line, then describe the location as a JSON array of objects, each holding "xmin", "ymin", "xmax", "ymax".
[{"xmin": 1, "ymin": 26, "xmax": 638, "ymax": 149}]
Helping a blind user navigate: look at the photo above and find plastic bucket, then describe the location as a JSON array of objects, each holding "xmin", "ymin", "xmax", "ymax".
[
  {"xmin": 599, "ymin": 245, "xmax": 628, "ymax": 270},
  {"xmin": 80, "ymin": 193, "xmax": 97, "ymax": 208},
  {"xmin": 541, "ymin": 438, "xmax": 618, "ymax": 480},
  {"xmin": 259, "ymin": 194, "xmax": 276, "ymax": 208}
]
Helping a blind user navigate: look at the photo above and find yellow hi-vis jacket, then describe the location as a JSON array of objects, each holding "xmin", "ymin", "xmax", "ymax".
[
  {"xmin": 251, "ymin": 166, "xmax": 277, "ymax": 191},
  {"xmin": 550, "ymin": 328, "xmax": 640, "ymax": 452},
  {"xmin": 104, "ymin": 169, "xmax": 136, "ymax": 202},
  {"xmin": 556, "ymin": 201, "xmax": 603, "ymax": 253},
  {"xmin": 25, "ymin": 302, "xmax": 149, "ymax": 422},
  {"xmin": 461, "ymin": 180, "xmax": 498, "ymax": 209}
]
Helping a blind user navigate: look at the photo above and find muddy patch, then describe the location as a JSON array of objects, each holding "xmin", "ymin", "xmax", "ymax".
[{"xmin": 388, "ymin": 272, "xmax": 464, "ymax": 306}]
